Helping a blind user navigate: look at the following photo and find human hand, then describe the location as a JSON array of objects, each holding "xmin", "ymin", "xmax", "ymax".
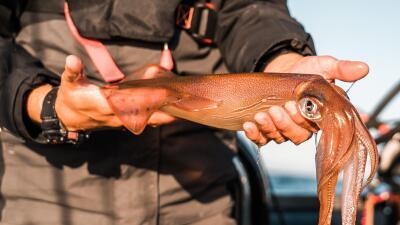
[
  {"xmin": 243, "ymin": 53, "xmax": 369, "ymax": 146},
  {"xmin": 53, "ymin": 55, "xmax": 120, "ymax": 131},
  {"xmin": 27, "ymin": 55, "xmax": 175, "ymax": 132}
]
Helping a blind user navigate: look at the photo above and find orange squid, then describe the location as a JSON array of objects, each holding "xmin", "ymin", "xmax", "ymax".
[{"xmin": 101, "ymin": 65, "xmax": 378, "ymax": 225}]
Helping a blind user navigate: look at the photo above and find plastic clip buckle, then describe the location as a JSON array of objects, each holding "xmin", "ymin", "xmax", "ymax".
[{"xmin": 176, "ymin": 3, "xmax": 217, "ymax": 45}]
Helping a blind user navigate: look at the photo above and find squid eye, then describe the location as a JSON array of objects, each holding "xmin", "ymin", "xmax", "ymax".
[{"xmin": 299, "ymin": 97, "xmax": 321, "ymax": 120}]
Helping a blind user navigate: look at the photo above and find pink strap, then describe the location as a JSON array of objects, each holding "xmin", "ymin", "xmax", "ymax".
[{"xmin": 64, "ymin": 3, "xmax": 125, "ymax": 83}]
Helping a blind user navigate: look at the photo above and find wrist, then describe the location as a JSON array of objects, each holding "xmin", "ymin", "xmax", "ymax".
[
  {"xmin": 40, "ymin": 86, "xmax": 88, "ymax": 144},
  {"xmin": 264, "ymin": 52, "xmax": 304, "ymax": 73},
  {"xmin": 26, "ymin": 84, "xmax": 53, "ymax": 124}
]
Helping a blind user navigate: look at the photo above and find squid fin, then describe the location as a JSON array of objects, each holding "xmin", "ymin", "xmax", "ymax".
[
  {"xmin": 102, "ymin": 87, "xmax": 178, "ymax": 134},
  {"xmin": 171, "ymin": 94, "xmax": 222, "ymax": 112},
  {"xmin": 102, "ymin": 86, "xmax": 221, "ymax": 134}
]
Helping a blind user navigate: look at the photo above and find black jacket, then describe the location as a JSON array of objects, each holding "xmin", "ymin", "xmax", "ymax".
[{"xmin": 0, "ymin": 0, "xmax": 315, "ymax": 141}]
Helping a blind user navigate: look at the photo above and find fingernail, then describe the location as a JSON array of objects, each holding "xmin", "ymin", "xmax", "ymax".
[
  {"xmin": 66, "ymin": 55, "xmax": 82, "ymax": 74},
  {"xmin": 285, "ymin": 101, "xmax": 298, "ymax": 116},
  {"xmin": 66, "ymin": 55, "xmax": 79, "ymax": 68},
  {"xmin": 275, "ymin": 137, "xmax": 286, "ymax": 144},
  {"xmin": 255, "ymin": 112, "xmax": 268, "ymax": 124},
  {"xmin": 269, "ymin": 106, "xmax": 283, "ymax": 121},
  {"xmin": 66, "ymin": 55, "xmax": 74, "ymax": 64},
  {"xmin": 243, "ymin": 122, "xmax": 253, "ymax": 132}
]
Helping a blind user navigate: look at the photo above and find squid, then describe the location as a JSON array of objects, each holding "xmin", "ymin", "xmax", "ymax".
[{"xmin": 101, "ymin": 65, "xmax": 378, "ymax": 225}]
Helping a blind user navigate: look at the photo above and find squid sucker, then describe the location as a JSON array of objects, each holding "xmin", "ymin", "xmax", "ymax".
[{"xmin": 101, "ymin": 65, "xmax": 378, "ymax": 225}]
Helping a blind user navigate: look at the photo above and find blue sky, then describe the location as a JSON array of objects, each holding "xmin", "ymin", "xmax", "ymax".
[
  {"xmin": 262, "ymin": 0, "xmax": 400, "ymax": 176},
  {"xmin": 289, "ymin": 0, "xmax": 400, "ymax": 118}
]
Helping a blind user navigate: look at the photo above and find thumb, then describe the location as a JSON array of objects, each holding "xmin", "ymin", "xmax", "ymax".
[
  {"xmin": 142, "ymin": 65, "xmax": 164, "ymax": 79},
  {"xmin": 148, "ymin": 111, "xmax": 176, "ymax": 126},
  {"xmin": 62, "ymin": 55, "xmax": 84, "ymax": 83},
  {"xmin": 326, "ymin": 60, "xmax": 369, "ymax": 82},
  {"xmin": 336, "ymin": 60, "xmax": 369, "ymax": 82}
]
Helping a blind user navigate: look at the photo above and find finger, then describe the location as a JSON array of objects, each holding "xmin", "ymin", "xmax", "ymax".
[
  {"xmin": 142, "ymin": 65, "xmax": 163, "ymax": 79},
  {"xmin": 269, "ymin": 106, "xmax": 312, "ymax": 145},
  {"xmin": 95, "ymin": 115, "xmax": 122, "ymax": 128},
  {"xmin": 285, "ymin": 101, "xmax": 319, "ymax": 133},
  {"xmin": 144, "ymin": 66, "xmax": 160, "ymax": 79},
  {"xmin": 254, "ymin": 112, "xmax": 287, "ymax": 143},
  {"xmin": 62, "ymin": 55, "xmax": 84, "ymax": 83},
  {"xmin": 243, "ymin": 122, "xmax": 268, "ymax": 146},
  {"xmin": 256, "ymin": 134, "xmax": 268, "ymax": 146},
  {"xmin": 148, "ymin": 112, "xmax": 176, "ymax": 126},
  {"xmin": 106, "ymin": 116, "xmax": 123, "ymax": 128},
  {"xmin": 243, "ymin": 122, "xmax": 261, "ymax": 141},
  {"xmin": 323, "ymin": 59, "xmax": 369, "ymax": 82},
  {"xmin": 336, "ymin": 60, "xmax": 369, "ymax": 81}
]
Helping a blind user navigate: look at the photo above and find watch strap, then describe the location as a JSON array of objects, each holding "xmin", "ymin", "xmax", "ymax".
[
  {"xmin": 40, "ymin": 87, "xmax": 61, "ymax": 131},
  {"xmin": 40, "ymin": 87, "xmax": 87, "ymax": 144}
]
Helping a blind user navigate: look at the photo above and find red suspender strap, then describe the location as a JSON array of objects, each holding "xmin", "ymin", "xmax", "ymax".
[{"xmin": 64, "ymin": 3, "xmax": 125, "ymax": 83}]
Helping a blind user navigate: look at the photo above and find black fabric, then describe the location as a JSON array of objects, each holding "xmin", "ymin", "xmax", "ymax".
[
  {"xmin": 65, "ymin": 0, "xmax": 315, "ymax": 72},
  {"xmin": 23, "ymin": 0, "xmax": 315, "ymax": 72},
  {"xmin": 24, "ymin": 0, "xmax": 63, "ymax": 14},
  {"xmin": 0, "ymin": 41, "xmax": 60, "ymax": 141},
  {"xmin": 67, "ymin": 0, "xmax": 182, "ymax": 42},
  {"xmin": 68, "ymin": 0, "xmax": 315, "ymax": 72},
  {"xmin": 0, "ymin": 3, "xmax": 14, "ymax": 37},
  {"xmin": 215, "ymin": 0, "xmax": 315, "ymax": 73},
  {"xmin": 0, "ymin": 0, "xmax": 59, "ymax": 141}
]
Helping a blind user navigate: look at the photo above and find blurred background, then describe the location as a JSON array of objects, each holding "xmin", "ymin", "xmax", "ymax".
[{"xmin": 259, "ymin": 0, "xmax": 400, "ymax": 224}]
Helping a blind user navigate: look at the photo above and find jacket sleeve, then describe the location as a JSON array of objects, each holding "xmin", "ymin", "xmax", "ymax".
[
  {"xmin": 215, "ymin": 0, "xmax": 316, "ymax": 73},
  {"xmin": 0, "ymin": 1, "xmax": 60, "ymax": 142}
]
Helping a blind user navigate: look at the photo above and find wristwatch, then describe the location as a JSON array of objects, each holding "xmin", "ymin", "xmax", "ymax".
[{"xmin": 40, "ymin": 87, "xmax": 88, "ymax": 144}]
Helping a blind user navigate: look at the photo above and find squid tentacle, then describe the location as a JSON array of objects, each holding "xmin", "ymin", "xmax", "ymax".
[
  {"xmin": 341, "ymin": 137, "xmax": 368, "ymax": 225},
  {"xmin": 317, "ymin": 111, "xmax": 355, "ymax": 193},
  {"xmin": 317, "ymin": 171, "xmax": 339, "ymax": 225},
  {"xmin": 316, "ymin": 107, "xmax": 377, "ymax": 225},
  {"xmin": 352, "ymin": 109, "xmax": 378, "ymax": 189}
]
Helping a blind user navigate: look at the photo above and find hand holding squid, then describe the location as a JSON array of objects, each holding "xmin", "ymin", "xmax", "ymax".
[{"xmin": 244, "ymin": 53, "xmax": 370, "ymax": 146}]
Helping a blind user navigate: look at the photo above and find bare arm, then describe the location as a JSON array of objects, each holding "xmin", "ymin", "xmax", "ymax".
[
  {"xmin": 26, "ymin": 55, "xmax": 175, "ymax": 132},
  {"xmin": 26, "ymin": 84, "xmax": 53, "ymax": 124}
]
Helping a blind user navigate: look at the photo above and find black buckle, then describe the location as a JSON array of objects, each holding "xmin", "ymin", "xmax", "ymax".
[{"xmin": 176, "ymin": 3, "xmax": 217, "ymax": 45}]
